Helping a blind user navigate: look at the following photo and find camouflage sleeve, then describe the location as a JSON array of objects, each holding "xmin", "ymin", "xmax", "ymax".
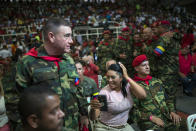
[
  {"xmin": 75, "ymin": 86, "xmax": 89, "ymax": 116},
  {"xmin": 91, "ymin": 79, "xmax": 99, "ymax": 94},
  {"xmin": 132, "ymin": 97, "xmax": 152, "ymax": 121},
  {"xmin": 101, "ymin": 76, "xmax": 107, "ymax": 89},
  {"xmin": 130, "ymin": 98, "xmax": 141, "ymax": 123},
  {"xmin": 15, "ymin": 57, "xmax": 31, "ymax": 90},
  {"xmin": 154, "ymin": 38, "xmax": 166, "ymax": 57},
  {"xmin": 68, "ymin": 76, "xmax": 89, "ymax": 117},
  {"xmin": 160, "ymin": 80, "xmax": 175, "ymax": 113},
  {"xmin": 3, "ymin": 62, "xmax": 23, "ymax": 129},
  {"xmin": 66, "ymin": 54, "xmax": 89, "ymax": 116}
]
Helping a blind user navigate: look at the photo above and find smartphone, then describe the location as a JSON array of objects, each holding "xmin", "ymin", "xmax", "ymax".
[{"xmin": 97, "ymin": 95, "xmax": 108, "ymax": 111}]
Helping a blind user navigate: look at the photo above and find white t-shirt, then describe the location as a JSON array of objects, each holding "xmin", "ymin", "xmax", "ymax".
[
  {"xmin": 0, "ymin": 96, "xmax": 8, "ymax": 127},
  {"xmin": 99, "ymin": 84, "xmax": 133, "ymax": 126},
  {"xmin": 0, "ymin": 49, "xmax": 12, "ymax": 58}
]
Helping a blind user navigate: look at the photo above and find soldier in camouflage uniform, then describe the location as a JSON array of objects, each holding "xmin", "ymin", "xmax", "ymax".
[
  {"xmin": 97, "ymin": 30, "xmax": 115, "ymax": 75},
  {"xmin": 131, "ymin": 55, "xmax": 182, "ymax": 131},
  {"xmin": 153, "ymin": 21, "xmax": 181, "ymax": 101},
  {"xmin": 14, "ymin": 18, "xmax": 89, "ymax": 131},
  {"xmin": 75, "ymin": 60, "xmax": 100, "ymax": 131},
  {"xmin": 133, "ymin": 32, "xmax": 143, "ymax": 57},
  {"xmin": 1, "ymin": 60, "xmax": 20, "ymax": 131},
  {"xmin": 75, "ymin": 60, "xmax": 99, "ymax": 99},
  {"xmin": 141, "ymin": 27, "xmax": 158, "ymax": 77},
  {"xmin": 114, "ymin": 27, "xmax": 134, "ymax": 75}
]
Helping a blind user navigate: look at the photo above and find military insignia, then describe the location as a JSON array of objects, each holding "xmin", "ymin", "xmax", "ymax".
[
  {"xmin": 154, "ymin": 45, "xmax": 165, "ymax": 56},
  {"xmin": 74, "ymin": 78, "xmax": 79, "ymax": 86}
]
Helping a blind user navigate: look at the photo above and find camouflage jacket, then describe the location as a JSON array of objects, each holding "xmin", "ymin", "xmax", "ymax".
[
  {"xmin": 100, "ymin": 75, "xmax": 107, "ymax": 89},
  {"xmin": 132, "ymin": 77, "xmax": 175, "ymax": 123},
  {"xmin": 154, "ymin": 32, "xmax": 181, "ymax": 75},
  {"xmin": 114, "ymin": 36, "xmax": 134, "ymax": 63},
  {"xmin": 2, "ymin": 61, "xmax": 20, "ymax": 126},
  {"xmin": 15, "ymin": 45, "xmax": 88, "ymax": 131},
  {"xmin": 79, "ymin": 76, "xmax": 99, "ymax": 98}
]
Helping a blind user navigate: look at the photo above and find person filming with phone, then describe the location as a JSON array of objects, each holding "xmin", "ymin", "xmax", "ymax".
[{"xmin": 90, "ymin": 62, "xmax": 146, "ymax": 131}]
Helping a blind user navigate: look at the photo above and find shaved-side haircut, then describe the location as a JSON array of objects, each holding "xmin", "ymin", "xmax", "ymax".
[{"xmin": 42, "ymin": 17, "xmax": 70, "ymax": 41}]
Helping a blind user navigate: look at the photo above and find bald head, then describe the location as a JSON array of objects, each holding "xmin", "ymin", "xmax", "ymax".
[
  {"xmin": 143, "ymin": 27, "xmax": 153, "ymax": 41},
  {"xmin": 143, "ymin": 27, "xmax": 152, "ymax": 33},
  {"xmin": 106, "ymin": 60, "xmax": 116, "ymax": 70}
]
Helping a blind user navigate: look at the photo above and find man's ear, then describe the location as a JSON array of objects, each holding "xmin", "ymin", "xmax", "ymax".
[
  {"xmin": 48, "ymin": 32, "xmax": 55, "ymax": 43},
  {"xmin": 135, "ymin": 66, "xmax": 139, "ymax": 72},
  {"xmin": 27, "ymin": 114, "xmax": 39, "ymax": 128}
]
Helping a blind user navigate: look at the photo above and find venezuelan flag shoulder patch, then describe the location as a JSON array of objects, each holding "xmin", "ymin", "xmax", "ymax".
[
  {"xmin": 154, "ymin": 45, "xmax": 165, "ymax": 56},
  {"xmin": 74, "ymin": 78, "xmax": 79, "ymax": 86}
]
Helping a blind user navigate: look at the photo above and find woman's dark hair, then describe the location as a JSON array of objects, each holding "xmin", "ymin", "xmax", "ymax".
[{"xmin": 108, "ymin": 64, "xmax": 127, "ymax": 97}]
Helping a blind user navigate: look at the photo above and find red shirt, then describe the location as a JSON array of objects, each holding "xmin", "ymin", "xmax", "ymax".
[
  {"xmin": 179, "ymin": 51, "xmax": 192, "ymax": 76},
  {"xmin": 83, "ymin": 63, "xmax": 99, "ymax": 88},
  {"xmin": 181, "ymin": 33, "xmax": 194, "ymax": 48}
]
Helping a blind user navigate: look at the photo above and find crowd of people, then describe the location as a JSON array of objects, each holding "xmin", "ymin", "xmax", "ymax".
[{"xmin": 0, "ymin": 0, "xmax": 196, "ymax": 131}]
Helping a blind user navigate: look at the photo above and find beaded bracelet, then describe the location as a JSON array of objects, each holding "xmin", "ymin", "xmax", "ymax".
[
  {"xmin": 149, "ymin": 115, "xmax": 153, "ymax": 121},
  {"xmin": 127, "ymin": 78, "xmax": 132, "ymax": 83}
]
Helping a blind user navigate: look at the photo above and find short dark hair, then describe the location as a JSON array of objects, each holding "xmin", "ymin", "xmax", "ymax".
[
  {"xmin": 108, "ymin": 64, "xmax": 127, "ymax": 98},
  {"xmin": 43, "ymin": 17, "xmax": 70, "ymax": 41},
  {"xmin": 18, "ymin": 86, "xmax": 57, "ymax": 125},
  {"xmin": 75, "ymin": 60, "xmax": 86, "ymax": 67}
]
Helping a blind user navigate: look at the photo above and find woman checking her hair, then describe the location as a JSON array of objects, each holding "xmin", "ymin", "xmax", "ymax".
[{"xmin": 90, "ymin": 62, "xmax": 146, "ymax": 131}]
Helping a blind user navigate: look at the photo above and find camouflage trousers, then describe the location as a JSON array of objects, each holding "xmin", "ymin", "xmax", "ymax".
[{"xmin": 138, "ymin": 117, "xmax": 187, "ymax": 131}]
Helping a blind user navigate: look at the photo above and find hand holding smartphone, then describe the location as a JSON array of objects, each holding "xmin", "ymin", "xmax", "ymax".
[{"xmin": 97, "ymin": 95, "xmax": 108, "ymax": 111}]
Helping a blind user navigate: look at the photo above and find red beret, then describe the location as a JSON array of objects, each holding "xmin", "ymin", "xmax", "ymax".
[
  {"xmin": 181, "ymin": 43, "xmax": 190, "ymax": 49},
  {"xmin": 103, "ymin": 30, "xmax": 111, "ymax": 35},
  {"xmin": 132, "ymin": 54, "xmax": 148, "ymax": 67},
  {"xmin": 151, "ymin": 21, "xmax": 160, "ymax": 27},
  {"xmin": 122, "ymin": 27, "xmax": 130, "ymax": 32},
  {"xmin": 160, "ymin": 21, "xmax": 170, "ymax": 26}
]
